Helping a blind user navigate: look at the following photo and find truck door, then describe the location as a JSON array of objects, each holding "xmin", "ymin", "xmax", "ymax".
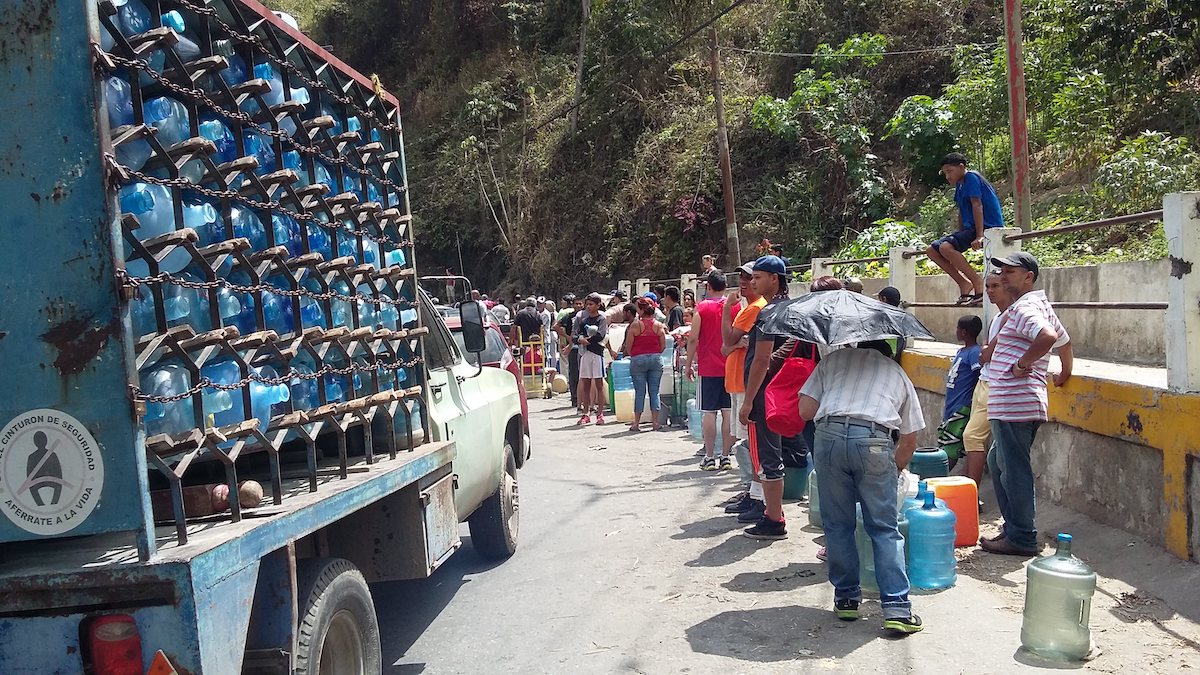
[{"xmin": 419, "ymin": 295, "xmax": 501, "ymax": 520}]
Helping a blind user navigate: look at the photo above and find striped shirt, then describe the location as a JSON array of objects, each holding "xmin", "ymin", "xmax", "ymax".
[
  {"xmin": 986, "ymin": 290, "xmax": 1070, "ymax": 422},
  {"xmin": 800, "ymin": 347, "xmax": 926, "ymax": 434}
]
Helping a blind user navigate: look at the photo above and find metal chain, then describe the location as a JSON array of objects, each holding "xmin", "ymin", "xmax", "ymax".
[
  {"xmin": 176, "ymin": 0, "xmax": 401, "ymax": 135},
  {"xmin": 131, "ymin": 355, "xmax": 424, "ymax": 403},
  {"xmin": 102, "ymin": 49, "xmax": 402, "ymax": 192},
  {"xmin": 118, "ymin": 268, "xmax": 417, "ymax": 308},
  {"xmin": 114, "ymin": 161, "xmax": 407, "ymax": 248}
]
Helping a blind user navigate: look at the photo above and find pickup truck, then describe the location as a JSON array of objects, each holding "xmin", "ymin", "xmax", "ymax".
[{"xmin": 0, "ymin": 1, "xmax": 520, "ymax": 672}]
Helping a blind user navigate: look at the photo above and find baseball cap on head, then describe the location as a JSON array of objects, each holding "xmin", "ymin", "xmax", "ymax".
[
  {"xmin": 737, "ymin": 262, "xmax": 754, "ymax": 276},
  {"xmin": 644, "ymin": 291, "xmax": 658, "ymax": 303},
  {"xmin": 990, "ymin": 251, "xmax": 1040, "ymax": 280},
  {"xmin": 752, "ymin": 255, "xmax": 787, "ymax": 275}
]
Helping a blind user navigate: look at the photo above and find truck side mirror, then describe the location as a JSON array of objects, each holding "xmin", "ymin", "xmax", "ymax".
[{"xmin": 459, "ymin": 301, "xmax": 487, "ymax": 355}]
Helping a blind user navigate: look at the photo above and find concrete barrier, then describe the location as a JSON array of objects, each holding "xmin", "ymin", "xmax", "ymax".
[{"xmin": 902, "ymin": 347, "xmax": 1198, "ymax": 562}]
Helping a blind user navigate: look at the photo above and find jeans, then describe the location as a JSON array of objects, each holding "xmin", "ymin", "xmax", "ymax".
[
  {"xmin": 988, "ymin": 420, "xmax": 1042, "ymax": 549},
  {"xmin": 814, "ymin": 422, "xmax": 911, "ymax": 619},
  {"xmin": 628, "ymin": 353, "xmax": 663, "ymax": 414},
  {"xmin": 567, "ymin": 349, "xmax": 580, "ymax": 407}
]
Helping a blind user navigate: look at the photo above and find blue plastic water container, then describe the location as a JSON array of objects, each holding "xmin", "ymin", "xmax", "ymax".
[
  {"xmin": 907, "ymin": 491, "xmax": 958, "ymax": 590},
  {"xmin": 610, "ymin": 359, "xmax": 633, "ymax": 391}
]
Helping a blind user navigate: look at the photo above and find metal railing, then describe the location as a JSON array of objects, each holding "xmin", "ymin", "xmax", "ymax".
[{"xmin": 1003, "ymin": 211, "xmax": 1163, "ymax": 242}]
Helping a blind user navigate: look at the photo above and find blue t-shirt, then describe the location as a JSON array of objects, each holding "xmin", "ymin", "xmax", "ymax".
[
  {"xmin": 954, "ymin": 171, "xmax": 1004, "ymax": 231},
  {"xmin": 944, "ymin": 344, "xmax": 982, "ymax": 418}
]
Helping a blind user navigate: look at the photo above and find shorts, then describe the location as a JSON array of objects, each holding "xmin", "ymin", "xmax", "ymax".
[
  {"xmin": 963, "ymin": 380, "xmax": 991, "ymax": 453},
  {"xmin": 698, "ymin": 375, "xmax": 732, "ymax": 412},
  {"xmin": 749, "ymin": 421, "xmax": 784, "ymax": 481},
  {"xmin": 937, "ymin": 404, "xmax": 971, "ymax": 460},
  {"xmin": 578, "ymin": 351, "xmax": 605, "ymax": 379},
  {"xmin": 730, "ymin": 391, "xmax": 747, "ymax": 439},
  {"xmin": 932, "ymin": 228, "xmax": 976, "ymax": 253}
]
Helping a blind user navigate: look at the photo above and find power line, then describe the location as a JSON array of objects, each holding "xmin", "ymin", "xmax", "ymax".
[
  {"xmin": 721, "ymin": 44, "xmax": 980, "ymax": 58},
  {"xmin": 410, "ymin": 0, "xmax": 757, "ymax": 190}
]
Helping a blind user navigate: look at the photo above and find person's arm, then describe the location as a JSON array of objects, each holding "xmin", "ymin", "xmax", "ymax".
[
  {"xmin": 1053, "ymin": 341, "xmax": 1073, "ymax": 387},
  {"xmin": 683, "ymin": 310, "xmax": 701, "ymax": 380},
  {"xmin": 798, "ymin": 394, "xmax": 819, "ymax": 422},
  {"xmin": 739, "ymin": 339, "xmax": 772, "ymax": 426},
  {"xmin": 971, "ymin": 197, "xmax": 985, "ymax": 248},
  {"xmin": 895, "ymin": 432, "xmax": 918, "ymax": 472},
  {"xmin": 722, "ymin": 291, "xmax": 740, "ymax": 347},
  {"xmin": 656, "ymin": 323, "xmax": 667, "ymax": 352},
  {"xmin": 1013, "ymin": 327, "xmax": 1058, "ymax": 377}
]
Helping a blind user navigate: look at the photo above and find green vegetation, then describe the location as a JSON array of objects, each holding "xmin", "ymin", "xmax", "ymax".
[{"xmin": 269, "ymin": 0, "xmax": 1199, "ymax": 294}]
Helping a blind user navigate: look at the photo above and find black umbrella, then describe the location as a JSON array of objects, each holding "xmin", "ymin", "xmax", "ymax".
[{"xmin": 757, "ymin": 290, "xmax": 935, "ymax": 346}]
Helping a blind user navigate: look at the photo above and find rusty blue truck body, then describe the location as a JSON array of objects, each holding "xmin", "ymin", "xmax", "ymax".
[{"xmin": 0, "ymin": 1, "xmax": 521, "ymax": 672}]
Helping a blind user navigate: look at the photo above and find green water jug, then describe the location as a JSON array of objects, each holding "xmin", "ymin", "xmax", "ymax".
[
  {"xmin": 909, "ymin": 447, "xmax": 949, "ymax": 478},
  {"xmin": 854, "ymin": 503, "xmax": 910, "ymax": 591},
  {"xmin": 1021, "ymin": 534, "xmax": 1096, "ymax": 661}
]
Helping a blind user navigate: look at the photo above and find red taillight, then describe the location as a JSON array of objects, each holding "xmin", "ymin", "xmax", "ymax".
[{"xmin": 88, "ymin": 614, "xmax": 143, "ymax": 675}]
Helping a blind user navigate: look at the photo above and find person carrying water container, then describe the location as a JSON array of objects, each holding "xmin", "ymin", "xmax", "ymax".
[{"xmin": 798, "ymin": 341, "xmax": 927, "ymax": 635}]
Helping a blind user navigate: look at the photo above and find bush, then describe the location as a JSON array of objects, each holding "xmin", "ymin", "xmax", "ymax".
[
  {"xmin": 1095, "ymin": 132, "xmax": 1200, "ymax": 213},
  {"xmin": 885, "ymin": 95, "xmax": 959, "ymax": 186}
]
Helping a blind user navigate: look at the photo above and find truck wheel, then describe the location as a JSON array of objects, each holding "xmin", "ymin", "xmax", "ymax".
[
  {"xmin": 295, "ymin": 558, "xmax": 382, "ymax": 675},
  {"xmin": 467, "ymin": 440, "xmax": 519, "ymax": 559}
]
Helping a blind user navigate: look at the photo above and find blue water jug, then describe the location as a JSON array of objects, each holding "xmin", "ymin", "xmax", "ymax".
[
  {"xmin": 1021, "ymin": 534, "xmax": 1096, "ymax": 661},
  {"xmin": 309, "ymin": 100, "xmax": 345, "ymax": 135},
  {"xmin": 306, "ymin": 221, "xmax": 333, "ymax": 261},
  {"xmin": 244, "ymin": 132, "xmax": 277, "ymax": 175},
  {"xmin": 224, "ymin": 270, "xmax": 259, "ymax": 336},
  {"xmin": 807, "ymin": 468, "xmax": 821, "ymax": 528},
  {"xmin": 315, "ymin": 161, "xmax": 338, "ymax": 194},
  {"xmin": 376, "ymin": 291, "xmax": 400, "ymax": 330},
  {"xmin": 261, "ymin": 275, "xmax": 295, "ymax": 336},
  {"xmin": 281, "ymin": 87, "xmax": 310, "ymax": 136},
  {"xmin": 245, "ymin": 63, "xmax": 286, "ymax": 115},
  {"xmin": 104, "ymin": 76, "xmax": 152, "ymax": 171},
  {"xmin": 271, "ymin": 213, "xmax": 304, "ymax": 256},
  {"xmin": 119, "ymin": 182, "xmax": 175, "ymax": 240},
  {"xmin": 144, "ymin": 96, "xmax": 191, "ymax": 149},
  {"xmin": 100, "ymin": 0, "xmax": 152, "ymax": 52},
  {"xmin": 383, "ymin": 247, "xmax": 406, "ymax": 268},
  {"xmin": 329, "ymin": 279, "xmax": 355, "ymax": 328},
  {"xmin": 902, "ymin": 480, "xmax": 947, "ymax": 519},
  {"xmin": 129, "ymin": 284, "xmax": 158, "ymax": 337},
  {"xmin": 199, "ymin": 118, "xmax": 238, "ymax": 165},
  {"xmin": 355, "ymin": 285, "xmax": 379, "ymax": 328},
  {"xmin": 212, "ymin": 39, "xmax": 247, "ymax": 88},
  {"xmin": 909, "ymin": 447, "xmax": 950, "ymax": 479},
  {"xmin": 160, "ymin": 11, "xmax": 201, "ymax": 62},
  {"xmin": 182, "ymin": 199, "xmax": 220, "ymax": 244},
  {"xmin": 231, "ymin": 204, "xmax": 268, "ymax": 251},
  {"xmin": 907, "ymin": 491, "xmax": 957, "ymax": 590},
  {"xmin": 854, "ymin": 503, "xmax": 910, "ymax": 592},
  {"xmin": 247, "ymin": 364, "xmax": 291, "ymax": 431},
  {"xmin": 611, "ymin": 359, "xmax": 633, "ymax": 391},
  {"xmin": 140, "ymin": 361, "xmax": 197, "ymax": 437}
]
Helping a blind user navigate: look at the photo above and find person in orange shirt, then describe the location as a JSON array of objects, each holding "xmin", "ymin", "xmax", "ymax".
[{"xmin": 720, "ymin": 263, "xmax": 769, "ymax": 520}]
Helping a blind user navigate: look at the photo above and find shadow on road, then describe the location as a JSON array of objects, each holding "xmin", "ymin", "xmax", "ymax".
[
  {"xmin": 372, "ymin": 537, "xmax": 506, "ymax": 673},
  {"xmin": 954, "ymin": 548, "xmax": 1026, "ymax": 588},
  {"xmin": 686, "ymin": 605, "xmax": 874, "ymax": 662},
  {"xmin": 686, "ymin": 534, "xmax": 770, "ymax": 568},
  {"xmin": 670, "ymin": 514, "xmax": 746, "ymax": 540},
  {"xmin": 722, "ymin": 562, "xmax": 825, "ymax": 593}
]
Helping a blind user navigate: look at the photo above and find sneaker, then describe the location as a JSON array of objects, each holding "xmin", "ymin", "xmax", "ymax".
[
  {"xmin": 834, "ymin": 598, "xmax": 860, "ymax": 621},
  {"xmin": 724, "ymin": 493, "xmax": 753, "ymax": 513},
  {"xmin": 700, "ymin": 457, "xmax": 717, "ymax": 471},
  {"xmin": 719, "ymin": 456, "xmax": 733, "ymax": 471},
  {"xmin": 577, "ymin": 415, "xmax": 591, "ymax": 425},
  {"xmin": 816, "ymin": 546, "xmax": 828, "ymax": 562},
  {"xmin": 743, "ymin": 515, "xmax": 787, "ymax": 540},
  {"xmin": 882, "ymin": 615, "xmax": 924, "ymax": 635},
  {"xmin": 737, "ymin": 499, "xmax": 766, "ymax": 523},
  {"xmin": 695, "ymin": 446, "xmax": 708, "ymax": 457},
  {"xmin": 595, "ymin": 414, "xmax": 606, "ymax": 425}
]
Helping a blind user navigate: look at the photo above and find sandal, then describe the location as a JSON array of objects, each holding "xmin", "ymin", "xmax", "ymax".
[
  {"xmin": 629, "ymin": 424, "xmax": 641, "ymax": 433},
  {"xmin": 953, "ymin": 293, "xmax": 973, "ymax": 305}
]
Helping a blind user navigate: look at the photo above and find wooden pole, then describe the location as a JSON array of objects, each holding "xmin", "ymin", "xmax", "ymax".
[
  {"xmin": 709, "ymin": 27, "xmax": 741, "ymax": 263},
  {"xmin": 1004, "ymin": 0, "xmax": 1032, "ymax": 232},
  {"xmin": 568, "ymin": 0, "xmax": 590, "ymax": 132}
]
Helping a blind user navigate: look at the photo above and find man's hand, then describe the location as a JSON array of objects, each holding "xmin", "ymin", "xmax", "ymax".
[
  {"xmin": 684, "ymin": 362, "xmax": 695, "ymax": 382},
  {"xmin": 1011, "ymin": 362, "xmax": 1032, "ymax": 378},
  {"xmin": 971, "ymin": 238, "xmax": 984, "ymax": 250},
  {"xmin": 739, "ymin": 401, "xmax": 752, "ymax": 427},
  {"xmin": 1052, "ymin": 369, "xmax": 1071, "ymax": 387}
]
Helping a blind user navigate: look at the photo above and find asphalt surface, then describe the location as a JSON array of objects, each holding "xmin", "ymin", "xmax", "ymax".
[{"xmin": 372, "ymin": 397, "xmax": 1200, "ymax": 674}]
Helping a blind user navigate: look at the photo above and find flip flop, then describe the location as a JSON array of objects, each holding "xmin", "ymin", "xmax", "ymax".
[
  {"xmin": 954, "ymin": 294, "xmax": 973, "ymax": 305},
  {"xmin": 966, "ymin": 293, "xmax": 984, "ymax": 306}
]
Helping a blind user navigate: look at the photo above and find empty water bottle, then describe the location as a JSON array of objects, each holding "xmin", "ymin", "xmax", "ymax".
[
  {"xmin": 382, "ymin": 246, "xmax": 406, "ymax": 268},
  {"xmin": 307, "ymin": 221, "xmax": 333, "ymax": 261},
  {"xmin": 1021, "ymin": 534, "xmax": 1096, "ymax": 661},
  {"xmin": 144, "ymin": 96, "xmax": 191, "ymax": 149},
  {"xmin": 610, "ymin": 359, "xmax": 633, "ymax": 390},
  {"xmin": 355, "ymin": 285, "xmax": 379, "ymax": 328},
  {"xmin": 224, "ymin": 270, "xmax": 259, "ymax": 336},
  {"xmin": 281, "ymin": 87, "xmax": 310, "ymax": 136},
  {"xmin": 902, "ymin": 480, "xmax": 947, "ymax": 519},
  {"xmin": 245, "ymin": 62, "xmax": 286, "ymax": 115},
  {"xmin": 159, "ymin": 11, "xmax": 201, "ymax": 62},
  {"xmin": 289, "ymin": 360, "xmax": 321, "ymax": 412},
  {"xmin": 140, "ymin": 361, "xmax": 197, "ymax": 437},
  {"xmin": 282, "ymin": 151, "xmax": 310, "ymax": 187},
  {"xmin": 231, "ymin": 204, "xmax": 268, "ymax": 251},
  {"xmin": 183, "ymin": 199, "xmax": 221, "ymax": 245},
  {"xmin": 244, "ymin": 132, "xmax": 277, "ymax": 175},
  {"xmin": 907, "ymin": 491, "xmax": 957, "ymax": 590},
  {"xmin": 104, "ymin": 76, "xmax": 152, "ymax": 170},
  {"xmin": 315, "ymin": 161, "xmax": 338, "ymax": 194},
  {"xmin": 309, "ymin": 99, "xmax": 344, "ymax": 135},
  {"xmin": 271, "ymin": 213, "xmax": 304, "ymax": 256},
  {"xmin": 261, "ymin": 275, "xmax": 295, "ymax": 336},
  {"xmin": 376, "ymin": 291, "xmax": 400, "ymax": 330},
  {"xmin": 200, "ymin": 118, "xmax": 238, "ymax": 165},
  {"xmin": 247, "ymin": 364, "xmax": 291, "ymax": 432},
  {"xmin": 213, "ymin": 39, "xmax": 247, "ymax": 88},
  {"xmin": 120, "ymin": 182, "xmax": 191, "ymax": 275},
  {"xmin": 129, "ymin": 284, "xmax": 158, "ymax": 337},
  {"xmin": 329, "ymin": 279, "xmax": 355, "ymax": 328},
  {"xmin": 101, "ymin": 0, "xmax": 152, "ymax": 51}
]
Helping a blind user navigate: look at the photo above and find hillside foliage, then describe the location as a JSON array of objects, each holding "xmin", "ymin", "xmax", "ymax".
[{"xmin": 270, "ymin": 0, "xmax": 1200, "ymax": 295}]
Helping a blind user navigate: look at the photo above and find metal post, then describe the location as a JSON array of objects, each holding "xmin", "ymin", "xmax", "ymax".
[
  {"xmin": 709, "ymin": 27, "xmax": 741, "ymax": 263},
  {"xmin": 1004, "ymin": 0, "xmax": 1032, "ymax": 232},
  {"xmin": 1165, "ymin": 192, "xmax": 1200, "ymax": 393},
  {"xmin": 983, "ymin": 228, "xmax": 1022, "ymax": 328},
  {"xmin": 889, "ymin": 247, "xmax": 917, "ymax": 308}
]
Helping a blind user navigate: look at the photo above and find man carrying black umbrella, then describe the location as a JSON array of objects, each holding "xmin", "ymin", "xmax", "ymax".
[{"xmin": 798, "ymin": 340, "xmax": 927, "ymax": 635}]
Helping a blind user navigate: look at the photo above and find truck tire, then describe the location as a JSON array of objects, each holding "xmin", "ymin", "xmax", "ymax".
[
  {"xmin": 467, "ymin": 440, "xmax": 519, "ymax": 559},
  {"xmin": 294, "ymin": 558, "xmax": 382, "ymax": 675}
]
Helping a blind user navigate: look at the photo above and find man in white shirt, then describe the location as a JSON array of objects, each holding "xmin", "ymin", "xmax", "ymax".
[{"xmin": 799, "ymin": 341, "xmax": 926, "ymax": 635}]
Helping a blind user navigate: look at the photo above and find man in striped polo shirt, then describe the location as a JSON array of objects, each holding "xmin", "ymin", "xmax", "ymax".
[{"xmin": 981, "ymin": 252, "xmax": 1073, "ymax": 556}]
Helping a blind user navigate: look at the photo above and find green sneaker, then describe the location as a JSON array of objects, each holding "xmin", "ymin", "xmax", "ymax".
[
  {"xmin": 835, "ymin": 598, "xmax": 860, "ymax": 621},
  {"xmin": 882, "ymin": 615, "xmax": 924, "ymax": 634}
]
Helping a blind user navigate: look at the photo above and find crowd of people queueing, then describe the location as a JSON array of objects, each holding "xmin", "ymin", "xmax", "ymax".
[{"xmin": 488, "ymin": 246, "xmax": 1072, "ymax": 636}]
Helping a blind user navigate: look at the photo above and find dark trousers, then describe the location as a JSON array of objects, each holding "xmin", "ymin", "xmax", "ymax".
[{"xmin": 568, "ymin": 349, "xmax": 580, "ymax": 407}]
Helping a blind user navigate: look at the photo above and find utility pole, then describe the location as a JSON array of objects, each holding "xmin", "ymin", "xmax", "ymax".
[
  {"xmin": 1004, "ymin": 0, "xmax": 1032, "ymax": 232},
  {"xmin": 708, "ymin": 27, "xmax": 741, "ymax": 264},
  {"xmin": 568, "ymin": 0, "xmax": 590, "ymax": 132}
]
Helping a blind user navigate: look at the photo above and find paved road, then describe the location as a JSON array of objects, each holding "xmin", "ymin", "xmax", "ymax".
[{"xmin": 372, "ymin": 398, "xmax": 1200, "ymax": 674}]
